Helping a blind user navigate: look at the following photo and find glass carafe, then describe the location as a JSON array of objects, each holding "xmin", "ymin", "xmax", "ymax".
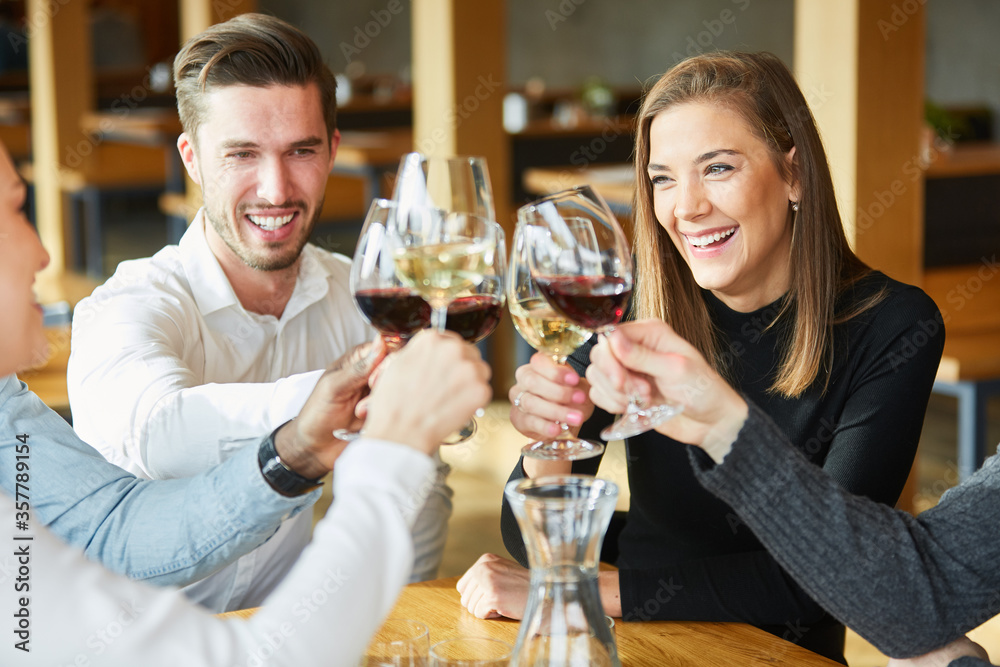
[{"xmin": 504, "ymin": 475, "xmax": 621, "ymax": 667}]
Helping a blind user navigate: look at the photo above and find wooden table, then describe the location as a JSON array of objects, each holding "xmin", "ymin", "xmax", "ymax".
[
  {"xmin": 523, "ymin": 163, "xmax": 634, "ymax": 215},
  {"xmin": 222, "ymin": 576, "xmax": 839, "ymax": 665}
]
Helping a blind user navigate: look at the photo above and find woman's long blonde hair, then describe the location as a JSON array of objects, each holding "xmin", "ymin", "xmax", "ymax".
[{"xmin": 633, "ymin": 51, "xmax": 880, "ymax": 397}]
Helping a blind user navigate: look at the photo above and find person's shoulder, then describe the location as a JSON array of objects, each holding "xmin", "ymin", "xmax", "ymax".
[
  {"xmin": 847, "ymin": 270, "xmax": 941, "ymax": 322},
  {"xmin": 73, "ymin": 246, "xmax": 194, "ymax": 321}
]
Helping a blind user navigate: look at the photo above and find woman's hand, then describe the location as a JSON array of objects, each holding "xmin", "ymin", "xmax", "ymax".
[
  {"xmin": 587, "ymin": 320, "xmax": 748, "ymax": 459},
  {"xmin": 456, "ymin": 553, "xmax": 532, "ymax": 619},
  {"xmin": 886, "ymin": 636, "xmax": 990, "ymax": 666},
  {"xmin": 508, "ymin": 352, "xmax": 595, "ymax": 441}
]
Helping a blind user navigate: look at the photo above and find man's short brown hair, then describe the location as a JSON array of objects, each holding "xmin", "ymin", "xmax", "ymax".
[{"xmin": 173, "ymin": 13, "xmax": 337, "ymax": 143}]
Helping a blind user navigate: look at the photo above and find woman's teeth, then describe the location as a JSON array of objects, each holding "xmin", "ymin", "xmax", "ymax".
[
  {"xmin": 690, "ymin": 228, "xmax": 735, "ymax": 248},
  {"xmin": 248, "ymin": 213, "xmax": 294, "ymax": 230}
]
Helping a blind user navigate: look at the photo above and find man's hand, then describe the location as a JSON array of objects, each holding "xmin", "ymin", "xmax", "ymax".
[
  {"xmin": 886, "ymin": 637, "xmax": 991, "ymax": 666},
  {"xmin": 274, "ymin": 338, "xmax": 387, "ymax": 479},
  {"xmin": 456, "ymin": 553, "xmax": 532, "ymax": 619},
  {"xmin": 363, "ymin": 330, "xmax": 492, "ymax": 455}
]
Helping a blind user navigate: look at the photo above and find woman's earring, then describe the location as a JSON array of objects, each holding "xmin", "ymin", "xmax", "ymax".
[{"xmin": 791, "ymin": 201, "xmax": 799, "ymax": 212}]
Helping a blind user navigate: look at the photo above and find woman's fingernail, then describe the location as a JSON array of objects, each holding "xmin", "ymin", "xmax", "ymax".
[
  {"xmin": 549, "ymin": 423, "xmax": 562, "ymax": 437},
  {"xmin": 572, "ymin": 390, "xmax": 586, "ymax": 404},
  {"xmin": 566, "ymin": 411, "xmax": 583, "ymax": 426},
  {"xmin": 564, "ymin": 372, "xmax": 580, "ymax": 386}
]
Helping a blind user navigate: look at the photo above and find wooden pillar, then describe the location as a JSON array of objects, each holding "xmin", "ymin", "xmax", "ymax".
[
  {"xmin": 795, "ymin": 1, "xmax": 927, "ymax": 513},
  {"xmin": 27, "ymin": 0, "xmax": 94, "ymax": 274},
  {"xmin": 178, "ymin": 0, "xmax": 257, "ymax": 213},
  {"xmin": 794, "ymin": 0, "xmax": 926, "ymax": 285},
  {"xmin": 180, "ymin": 0, "xmax": 257, "ymax": 41},
  {"xmin": 412, "ymin": 0, "xmax": 515, "ymax": 392}
]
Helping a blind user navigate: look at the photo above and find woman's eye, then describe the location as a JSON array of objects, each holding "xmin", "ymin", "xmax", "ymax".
[
  {"xmin": 706, "ymin": 164, "xmax": 733, "ymax": 176},
  {"xmin": 650, "ymin": 175, "xmax": 672, "ymax": 186}
]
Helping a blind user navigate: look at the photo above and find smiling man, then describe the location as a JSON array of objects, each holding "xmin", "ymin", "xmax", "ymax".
[{"xmin": 66, "ymin": 13, "xmax": 452, "ymax": 613}]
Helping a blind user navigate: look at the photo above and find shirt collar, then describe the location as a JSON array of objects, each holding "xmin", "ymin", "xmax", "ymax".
[
  {"xmin": 178, "ymin": 209, "xmax": 333, "ymax": 321},
  {"xmin": 178, "ymin": 210, "xmax": 242, "ymax": 317}
]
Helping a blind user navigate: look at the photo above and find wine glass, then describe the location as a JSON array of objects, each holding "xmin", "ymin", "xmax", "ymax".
[
  {"xmin": 333, "ymin": 199, "xmax": 432, "ymax": 442},
  {"xmin": 508, "ymin": 219, "xmax": 602, "ymax": 460},
  {"xmin": 360, "ymin": 618, "xmax": 429, "ymax": 667},
  {"xmin": 352, "ymin": 199, "xmax": 432, "ymax": 350},
  {"xmin": 390, "ymin": 153, "xmax": 500, "ymax": 442},
  {"xmin": 429, "ymin": 637, "xmax": 512, "ymax": 667},
  {"xmin": 393, "ymin": 153, "xmax": 495, "ymax": 225},
  {"xmin": 520, "ymin": 185, "xmax": 681, "ymax": 441}
]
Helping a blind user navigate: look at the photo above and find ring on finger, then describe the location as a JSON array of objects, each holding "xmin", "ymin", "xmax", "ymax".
[{"xmin": 513, "ymin": 390, "xmax": 528, "ymax": 413}]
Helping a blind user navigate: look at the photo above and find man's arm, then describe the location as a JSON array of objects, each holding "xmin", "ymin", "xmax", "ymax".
[
  {"xmin": 1, "ymin": 375, "xmax": 313, "ymax": 586},
  {"xmin": 68, "ymin": 276, "xmax": 366, "ymax": 479},
  {"xmin": 1, "ymin": 440, "xmax": 436, "ymax": 667}
]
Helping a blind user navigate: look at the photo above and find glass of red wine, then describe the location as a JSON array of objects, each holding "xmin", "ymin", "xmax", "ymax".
[
  {"xmin": 352, "ymin": 199, "xmax": 432, "ymax": 351},
  {"xmin": 521, "ymin": 185, "xmax": 681, "ymax": 442},
  {"xmin": 447, "ymin": 223, "xmax": 506, "ymax": 345},
  {"xmin": 333, "ymin": 198, "xmax": 430, "ymax": 442}
]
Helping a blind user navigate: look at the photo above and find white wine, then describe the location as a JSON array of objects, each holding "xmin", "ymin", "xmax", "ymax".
[
  {"xmin": 394, "ymin": 240, "xmax": 495, "ymax": 306},
  {"xmin": 510, "ymin": 297, "xmax": 591, "ymax": 362}
]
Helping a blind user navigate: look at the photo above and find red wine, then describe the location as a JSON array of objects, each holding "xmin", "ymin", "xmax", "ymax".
[
  {"xmin": 533, "ymin": 275, "xmax": 630, "ymax": 330},
  {"xmin": 446, "ymin": 295, "xmax": 503, "ymax": 343},
  {"xmin": 355, "ymin": 288, "xmax": 431, "ymax": 338}
]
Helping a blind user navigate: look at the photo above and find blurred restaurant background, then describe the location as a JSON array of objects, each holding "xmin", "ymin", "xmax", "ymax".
[{"xmin": 7, "ymin": 2, "xmax": 1000, "ymax": 664}]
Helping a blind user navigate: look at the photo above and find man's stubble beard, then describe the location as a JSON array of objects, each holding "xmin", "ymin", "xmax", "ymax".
[{"xmin": 204, "ymin": 197, "xmax": 324, "ymax": 272}]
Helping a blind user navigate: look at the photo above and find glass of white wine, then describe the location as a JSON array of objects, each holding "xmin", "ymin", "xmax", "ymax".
[
  {"xmin": 390, "ymin": 153, "xmax": 499, "ymax": 334},
  {"xmin": 390, "ymin": 207, "xmax": 498, "ymax": 333},
  {"xmin": 508, "ymin": 220, "xmax": 603, "ymax": 460}
]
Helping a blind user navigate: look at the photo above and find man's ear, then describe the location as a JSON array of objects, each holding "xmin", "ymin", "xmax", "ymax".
[{"xmin": 177, "ymin": 132, "xmax": 202, "ymax": 187}]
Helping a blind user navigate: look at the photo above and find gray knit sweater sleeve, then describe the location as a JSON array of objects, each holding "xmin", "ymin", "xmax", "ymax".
[{"xmin": 690, "ymin": 401, "xmax": 999, "ymax": 664}]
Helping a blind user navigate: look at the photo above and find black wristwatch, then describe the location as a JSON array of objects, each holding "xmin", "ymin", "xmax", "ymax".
[{"xmin": 257, "ymin": 421, "xmax": 325, "ymax": 497}]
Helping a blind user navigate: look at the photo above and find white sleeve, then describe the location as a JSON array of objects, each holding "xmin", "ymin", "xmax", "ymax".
[
  {"xmin": 2, "ymin": 439, "xmax": 434, "ymax": 667},
  {"xmin": 68, "ymin": 291, "xmax": 323, "ymax": 479}
]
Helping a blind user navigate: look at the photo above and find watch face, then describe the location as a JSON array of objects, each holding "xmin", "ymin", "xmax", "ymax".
[{"xmin": 259, "ymin": 430, "xmax": 323, "ymax": 497}]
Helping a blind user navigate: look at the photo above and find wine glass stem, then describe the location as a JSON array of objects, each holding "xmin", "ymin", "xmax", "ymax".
[
  {"xmin": 600, "ymin": 331, "xmax": 645, "ymax": 411},
  {"xmin": 551, "ymin": 355, "xmax": 573, "ymax": 435},
  {"xmin": 430, "ymin": 305, "xmax": 448, "ymax": 333},
  {"xmin": 381, "ymin": 334, "xmax": 406, "ymax": 353}
]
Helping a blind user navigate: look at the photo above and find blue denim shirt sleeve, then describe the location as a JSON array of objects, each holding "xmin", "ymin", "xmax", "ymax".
[{"xmin": 0, "ymin": 375, "xmax": 318, "ymax": 586}]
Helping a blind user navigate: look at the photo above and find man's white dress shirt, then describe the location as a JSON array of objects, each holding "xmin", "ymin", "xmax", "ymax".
[
  {"xmin": 1, "ymin": 439, "xmax": 434, "ymax": 667},
  {"xmin": 67, "ymin": 212, "xmax": 452, "ymax": 611}
]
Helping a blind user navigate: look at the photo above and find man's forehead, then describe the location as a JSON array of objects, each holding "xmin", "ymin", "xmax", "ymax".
[{"xmin": 196, "ymin": 82, "xmax": 327, "ymax": 141}]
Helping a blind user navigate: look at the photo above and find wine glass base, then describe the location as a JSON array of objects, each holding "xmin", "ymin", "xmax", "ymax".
[
  {"xmin": 521, "ymin": 438, "xmax": 605, "ymax": 461},
  {"xmin": 600, "ymin": 403, "xmax": 682, "ymax": 441},
  {"xmin": 332, "ymin": 428, "xmax": 362, "ymax": 442},
  {"xmin": 442, "ymin": 418, "xmax": 478, "ymax": 445}
]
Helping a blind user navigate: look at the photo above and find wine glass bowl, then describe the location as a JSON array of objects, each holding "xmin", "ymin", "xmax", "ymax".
[
  {"xmin": 446, "ymin": 223, "xmax": 506, "ymax": 345},
  {"xmin": 351, "ymin": 199, "xmax": 432, "ymax": 350}
]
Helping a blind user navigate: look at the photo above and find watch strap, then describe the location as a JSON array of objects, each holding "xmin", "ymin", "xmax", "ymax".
[{"xmin": 258, "ymin": 421, "xmax": 325, "ymax": 497}]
